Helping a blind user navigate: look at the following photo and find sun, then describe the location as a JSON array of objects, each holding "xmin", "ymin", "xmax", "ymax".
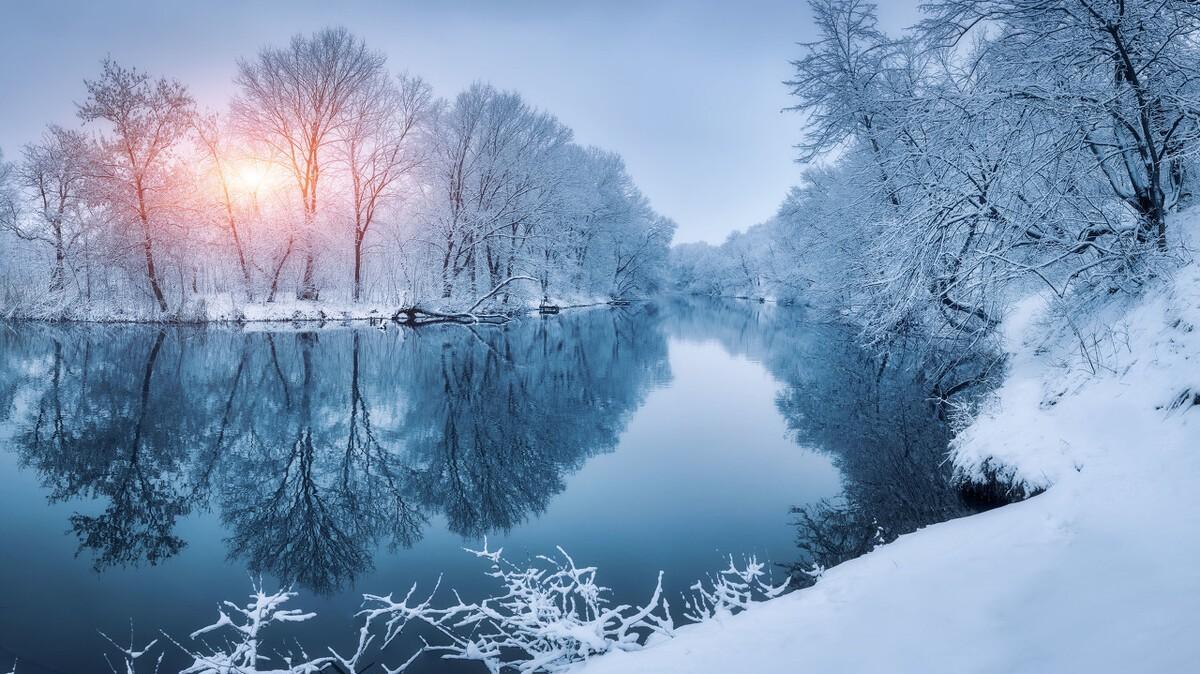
[
  {"xmin": 227, "ymin": 159, "xmax": 282, "ymax": 195},
  {"xmin": 231, "ymin": 162, "xmax": 267, "ymax": 192}
]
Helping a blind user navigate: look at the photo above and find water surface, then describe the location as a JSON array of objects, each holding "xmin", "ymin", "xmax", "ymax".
[{"xmin": 0, "ymin": 299, "xmax": 964, "ymax": 672}]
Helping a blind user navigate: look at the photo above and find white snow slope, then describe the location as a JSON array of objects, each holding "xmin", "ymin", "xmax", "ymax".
[{"xmin": 578, "ymin": 241, "xmax": 1200, "ymax": 672}]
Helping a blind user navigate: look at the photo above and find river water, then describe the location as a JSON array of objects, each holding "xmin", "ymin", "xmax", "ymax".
[{"xmin": 0, "ymin": 299, "xmax": 971, "ymax": 673}]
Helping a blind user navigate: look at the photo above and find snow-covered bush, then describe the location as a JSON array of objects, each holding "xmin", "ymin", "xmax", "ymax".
[
  {"xmin": 99, "ymin": 627, "xmax": 163, "ymax": 674},
  {"xmin": 100, "ymin": 546, "xmax": 790, "ymax": 673},
  {"xmin": 682, "ymin": 556, "xmax": 789, "ymax": 622},
  {"xmin": 348, "ymin": 542, "xmax": 676, "ymax": 673},
  {"xmin": 171, "ymin": 582, "xmax": 332, "ymax": 674}
]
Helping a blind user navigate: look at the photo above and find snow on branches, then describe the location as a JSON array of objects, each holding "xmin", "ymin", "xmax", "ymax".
[
  {"xmin": 101, "ymin": 545, "xmax": 788, "ymax": 673},
  {"xmin": 169, "ymin": 582, "xmax": 331, "ymax": 674},
  {"xmin": 682, "ymin": 555, "xmax": 789, "ymax": 623},
  {"xmin": 353, "ymin": 542, "xmax": 676, "ymax": 673}
]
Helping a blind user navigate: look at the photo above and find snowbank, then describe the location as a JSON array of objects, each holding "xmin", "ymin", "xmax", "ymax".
[{"xmin": 576, "ymin": 251, "xmax": 1200, "ymax": 672}]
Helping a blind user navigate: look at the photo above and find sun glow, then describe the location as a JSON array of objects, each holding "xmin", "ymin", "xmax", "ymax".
[{"xmin": 227, "ymin": 159, "xmax": 283, "ymax": 195}]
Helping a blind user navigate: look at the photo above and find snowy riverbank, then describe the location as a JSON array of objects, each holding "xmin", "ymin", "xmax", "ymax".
[
  {"xmin": 0, "ymin": 294, "xmax": 623, "ymax": 325},
  {"xmin": 576, "ymin": 247, "xmax": 1200, "ymax": 672}
]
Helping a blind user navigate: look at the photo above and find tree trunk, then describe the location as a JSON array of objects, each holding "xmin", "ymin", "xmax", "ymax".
[
  {"xmin": 50, "ymin": 223, "xmax": 65, "ymax": 293},
  {"xmin": 441, "ymin": 242, "xmax": 454, "ymax": 299},
  {"xmin": 142, "ymin": 233, "xmax": 168, "ymax": 312},
  {"xmin": 353, "ymin": 229, "xmax": 364, "ymax": 302},
  {"xmin": 298, "ymin": 209, "xmax": 318, "ymax": 300},
  {"xmin": 268, "ymin": 236, "xmax": 294, "ymax": 303},
  {"xmin": 299, "ymin": 250, "xmax": 318, "ymax": 300},
  {"xmin": 228, "ymin": 212, "xmax": 254, "ymax": 302}
]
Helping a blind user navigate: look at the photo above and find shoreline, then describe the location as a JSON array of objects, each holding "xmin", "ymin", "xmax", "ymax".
[{"xmin": 0, "ymin": 298, "xmax": 638, "ymax": 328}]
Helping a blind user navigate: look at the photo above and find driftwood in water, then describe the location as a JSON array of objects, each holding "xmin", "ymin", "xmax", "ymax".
[
  {"xmin": 391, "ymin": 275, "xmax": 540, "ymax": 325},
  {"xmin": 391, "ymin": 306, "xmax": 514, "ymax": 325},
  {"xmin": 540, "ymin": 295, "xmax": 561, "ymax": 314}
]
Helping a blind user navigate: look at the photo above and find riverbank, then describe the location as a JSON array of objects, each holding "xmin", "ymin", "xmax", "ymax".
[
  {"xmin": 576, "ymin": 246, "xmax": 1200, "ymax": 672},
  {"xmin": 0, "ymin": 295, "xmax": 627, "ymax": 326}
]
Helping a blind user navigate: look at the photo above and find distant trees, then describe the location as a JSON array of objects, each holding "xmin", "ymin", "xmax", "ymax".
[
  {"xmin": 392, "ymin": 83, "xmax": 673, "ymax": 305},
  {"xmin": 0, "ymin": 28, "xmax": 673, "ymax": 318}
]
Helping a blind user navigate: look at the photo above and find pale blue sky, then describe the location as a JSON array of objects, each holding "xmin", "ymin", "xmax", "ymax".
[{"xmin": 0, "ymin": 1, "xmax": 919, "ymax": 243}]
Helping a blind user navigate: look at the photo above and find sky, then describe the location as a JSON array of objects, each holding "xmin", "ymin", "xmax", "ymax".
[{"xmin": 0, "ymin": 1, "xmax": 920, "ymax": 245}]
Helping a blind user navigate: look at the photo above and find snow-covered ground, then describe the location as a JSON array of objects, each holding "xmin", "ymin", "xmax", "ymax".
[
  {"xmin": 1, "ymin": 293, "xmax": 618, "ymax": 324},
  {"xmin": 576, "ymin": 247, "xmax": 1200, "ymax": 672}
]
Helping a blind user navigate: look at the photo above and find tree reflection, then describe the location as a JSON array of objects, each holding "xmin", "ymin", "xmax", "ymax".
[
  {"xmin": 0, "ymin": 298, "xmax": 981, "ymax": 594},
  {"xmin": 0, "ymin": 306, "xmax": 669, "ymax": 593},
  {"xmin": 402, "ymin": 308, "xmax": 668, "ymax": 537},
  {"xmin": 661, "ymin": 297, "xmax": 989, "ymax": 579},
  {"xmin": 16, "ymin": 329, "xmax": 198, "ymax": 568},
  {"xmin": 219, "ymin": 331, "xmax": 425, "ymax": 593}
]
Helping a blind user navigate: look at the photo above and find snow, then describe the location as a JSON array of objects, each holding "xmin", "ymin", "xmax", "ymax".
[
  {"xmin": 3, "ymin": 292, "xmax": 624, "ymax": 324},
  {"xmin": 574, "ymin": 233, "xmax": 1200, "ymax": 673}
]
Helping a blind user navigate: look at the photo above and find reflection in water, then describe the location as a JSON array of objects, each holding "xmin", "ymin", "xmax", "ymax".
[
  {"xmin": 0, "ymin": 298, "xmax": 993, "ymax": 674},
  {"xmin": 17, "ymin": 330, "xmax": 194, "ymax": 569},
  {"xmin": 659, "ymin": 297, "xmax": 986, "ymax": 577},
  {"xmin": 0, "ymin": 305, "xmax": 669, "ymax": 593},
  {"xmin": 0, "ymin": 298, "xmax": 978, "ymax": 605}
]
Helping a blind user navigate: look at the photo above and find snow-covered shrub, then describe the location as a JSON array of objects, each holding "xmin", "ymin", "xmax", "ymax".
[
  {"xmin": 349, "ymin": 542, "xmax": 676, "ymax": 673},
  {"xmin": 682, "ymin": 555, "xmax": 789, "ymax": 622},
  {"xmin": 102, "ymin": 546, "xmax": 791, "ymax": 673},
  {"xmin": 99, "ymin": 627, "xmax": 163, "ymax": 674},
  {"xmin": 171, "ymin": 582, "xmax": 333, "ymax": 674}
]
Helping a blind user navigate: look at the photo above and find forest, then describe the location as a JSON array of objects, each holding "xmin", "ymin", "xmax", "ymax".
[
  {"xmin": 672, "ymin": 0, "xmax": 1200, "ymax": 378},
  {"xmin": 0, "ymin": 28, "xmax": 675, "ymax": 321}
]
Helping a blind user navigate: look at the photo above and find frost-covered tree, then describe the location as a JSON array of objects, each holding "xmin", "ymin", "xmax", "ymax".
[
  {"xmin": 419, "ymin": 83, "xmax": 573, "ymax": 302},
  {"xmin": 338, "ymin": 73, "xmax": 431, "ymax": 301},
  {"xmin": 0, "ymin": 126, "xmax": 91, "ymax": 293},
  {"xmin": 79, "ymin": 59, "xmax": 195, "ymax": 312},
  {"xmin": 192, "ymin": 112, "xmax": 257, "ymax": 300},
  {"xmin": 234, "ymin": 27, "xmax": 388, "ymax": 301},
  {"xmin": 680, "ymin": 0, "xmax": 1200, "ymax": 377},
  {"xmin": 1, "ymin": 29, "xmax": 675, "ymax": 317},
  {"xmin": 922, "ymin": 0, "xmax": 1200, "ymax": 249},
  {"xmin": 787, "ymin": 0, "xmax": 905, "ymax": 205}
]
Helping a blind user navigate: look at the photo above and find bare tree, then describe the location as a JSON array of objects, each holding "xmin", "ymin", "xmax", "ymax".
[
  {"xmin": 922, "ymin": 0, "xmax": 1200, "ymax": 249},
  {"xmin": 193, "ymin": 112, "xmax": 256, "ymax": 300},
  {"xmin": 786, "ymin": 0, "xmax": 897, "ymax": 163},
  {"xmin": 0, "ymin": 150, "xmax": 21, "ymax": 250},
  {"xmin": 14, "ymin": 126, "xmax": 92, "ymax": 293},
  {"xmin": 423, "ymin": 83, "xmax": 572, "ymax": 301},
  {"xmin": 339, "ymin": 73, "xmax": 432, "ymax": 302},
  {"xmin": 78, "ymin": 59, "xmax": 194, "ymax": 312},
  {"xmin": 233, "ymin": 27, "xmax": 387, "ymax": 301}
]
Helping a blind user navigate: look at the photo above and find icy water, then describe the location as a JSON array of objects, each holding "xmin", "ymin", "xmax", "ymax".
[{"xmin": 0, "ymin": 299, "xmax": 966, "ymax": 673}]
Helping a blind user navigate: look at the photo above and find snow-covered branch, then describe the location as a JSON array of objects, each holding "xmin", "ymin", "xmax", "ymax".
[{"xmin": 101, "ymin": 546, "xmax": 791, "ymax": 673}]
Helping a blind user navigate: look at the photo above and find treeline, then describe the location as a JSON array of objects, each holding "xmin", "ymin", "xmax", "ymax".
[
  {"xmin": 672, "ymin": 0, "xmax": 1200, "ymax": 361},
  {"xmin": 0, "ymin": 28, "xmax": 675, "ymax": 319}
]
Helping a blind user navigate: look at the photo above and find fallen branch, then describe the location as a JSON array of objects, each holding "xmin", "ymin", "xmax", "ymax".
[{"xmin": 392, "ymin": 275, "xmax": 540, "ymax": 325}]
